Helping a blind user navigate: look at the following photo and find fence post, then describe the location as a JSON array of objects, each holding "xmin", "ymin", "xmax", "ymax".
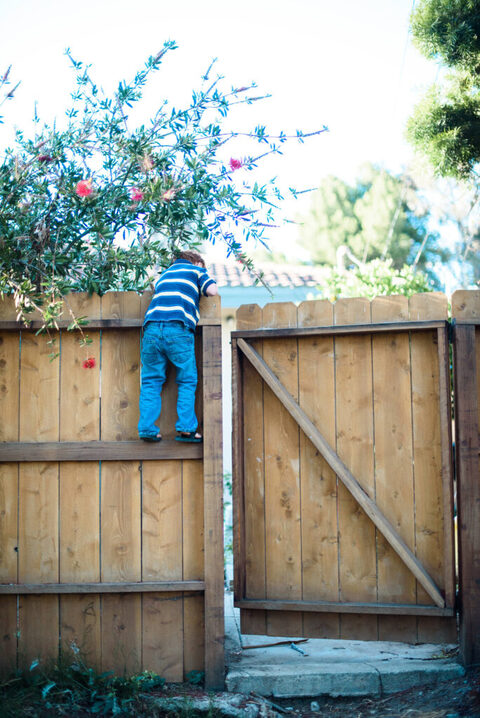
[
  {"xmin": 453, "ymin": 320, "xmax": 480, "ymax": 667},
  {"xmin": 202, "ymin": 319, "xmax": 225, "ymax": 689}
]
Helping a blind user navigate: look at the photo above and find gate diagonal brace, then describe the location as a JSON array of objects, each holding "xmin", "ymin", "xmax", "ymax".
[{"xmin": 237, "ymin": 337, "xmax": 445, "ymax": 609}]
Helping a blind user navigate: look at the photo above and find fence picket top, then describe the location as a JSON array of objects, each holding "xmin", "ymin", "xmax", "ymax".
[
  {"xmin": 409, "ymin": 292, "xmax": 448, "ymax": 320},
  {"xmin": 62, "ymin": 292, "xmax": 101, "ymax": 320},
  {"xmin": 371, "ymin": 295, "xmax": 408, "ymax": 322},
  {"xmin": 298, "ymin": 299, "xmax": 333, "ymax": 327},
  {"xmin": 451, "ymin": 290, "xmax": 480, "ymax": 321},
  {"xmin": 0, "ymin": 295, "xmax": 17, "ymax": 320},
  {"xmin": 262, "ymin": 302, "xmax": 297, "ymax": 329},
  {"xmin": 334, "ymin": 297, "xmax": 371, "ymax": 325},
  {"xmin": 236, "ymin": 304, "xmax": 262, "ymax": 330},
  {"xmin": 102, "ymin": 291, "xmax": 142, "ymax": 319},
  {"xmin": 199, "ymin": 295, "xmax": 221, "ymax": 320}
]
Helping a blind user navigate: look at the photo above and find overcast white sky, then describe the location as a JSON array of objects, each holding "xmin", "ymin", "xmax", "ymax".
[{"xmin": 1, "ymin": 0, "xmax": 438, "ymax": 261}]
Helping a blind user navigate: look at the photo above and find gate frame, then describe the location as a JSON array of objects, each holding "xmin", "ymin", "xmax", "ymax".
[{"xmin": 232, "ymin": 318, "xmax": 457, "ymax": 633}]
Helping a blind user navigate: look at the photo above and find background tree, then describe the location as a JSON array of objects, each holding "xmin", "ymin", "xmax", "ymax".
[
  {"xmin": 297, "ymin": 163, "xmax": 446, "ymax": 285},
  {"xmin": 407, "ymin": 0, "xmax": 480, "ymax": 181}
]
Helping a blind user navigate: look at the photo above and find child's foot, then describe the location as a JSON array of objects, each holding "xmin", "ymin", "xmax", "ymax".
[
  {"xmin": 139, "ymin": 433, "xmax": 162, "ymax": 442},
  {"xmin": 175, "ymin": 431, "xmax": 203, "ymax": 443}
]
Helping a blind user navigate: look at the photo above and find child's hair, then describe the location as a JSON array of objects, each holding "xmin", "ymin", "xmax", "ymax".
[{"xmin": 176, "ymin": 250, "xmax": 206, "ymax": 268}]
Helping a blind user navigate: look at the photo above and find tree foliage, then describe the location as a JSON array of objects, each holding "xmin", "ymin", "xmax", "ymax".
[
  {"xmin": 298, "ymin": 164, "xmax": 445, "ymax": 283},
  {"xmin": 407, "ymin": 0, "xmax": 480, "ymax": 180},
  {"xmin": 0, "ymin": 44, "xmax": 325, "ymax": 334},
  {"xmin": 317, "ymin": 258, "xmax": 432, "ymax": 302}
]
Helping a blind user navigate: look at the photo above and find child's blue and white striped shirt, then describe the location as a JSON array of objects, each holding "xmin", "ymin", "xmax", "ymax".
[{"xmin": 143, "ymin": 259, "xmax": 216, "ymax": 331}]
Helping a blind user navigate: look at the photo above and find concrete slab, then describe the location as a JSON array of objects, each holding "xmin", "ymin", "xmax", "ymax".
[{"xmin": 224, "ymin": 591, "xmax": 465, "ymax": 698}]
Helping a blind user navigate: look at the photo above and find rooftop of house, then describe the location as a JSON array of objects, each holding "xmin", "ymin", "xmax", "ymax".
[{"xmin": 208, "ymin": 261, "xmax": 326, "ymax": 289}]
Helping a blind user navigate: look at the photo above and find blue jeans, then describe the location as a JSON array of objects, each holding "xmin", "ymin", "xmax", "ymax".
[{"xmin": 138, "ymin": 321, "xmax": 198, "ymax": 436}]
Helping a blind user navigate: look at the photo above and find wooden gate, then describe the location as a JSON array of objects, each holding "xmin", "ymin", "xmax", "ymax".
[
  {"xmin": 0, "ymin": 292, "xmax": 224, "ymax": 689},
  {"xmin": 232, "ymin": 294, "xmax": 457, "ymax": 643}
]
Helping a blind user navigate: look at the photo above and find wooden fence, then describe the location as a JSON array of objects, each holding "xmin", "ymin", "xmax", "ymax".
[
  {"xmin": 232, "ymin": 294, "xmax": 458, "ymax": 646},
  {"xmin": 0, "ymin": 292, "xmax": 224, "ymax": 688}
]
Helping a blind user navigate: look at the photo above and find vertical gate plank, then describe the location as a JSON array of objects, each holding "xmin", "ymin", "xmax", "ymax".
[
  {"xmin": 298, "ymin": 299, "xmax": 339, "ymax": 639},
  {"xmin": 143, "ymin": 593, "xmax": 183, "ymax": 680},
  {"xmin": 262, "ymin": 303, "xmax": 302, "ymax": 637},
  {"xmin": 236, "ymin": 305, "xmax": 268, "ymax": 635},
  {"xmin": 409, "ymin": 293, "xmax": 455, "ymax": 642},
  {"xmin": 184, "ymin": 594, "xmax": 205, "ymax": 674},
  {"xmin": 371, "ymin": 296, "xmax": 417, "ymax": 643},
  {"xmin": 334, "ymin": 298, "xmax": 377, "ymax": 640}
]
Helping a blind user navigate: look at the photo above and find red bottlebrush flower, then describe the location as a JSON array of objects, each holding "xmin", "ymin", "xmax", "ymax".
[
  {"xmin": 162, "ymin": 188, "xmax": 176, "ymax": 201},
  {"xmin": 130, "ymin": 187, "xmax": 144, "ymax": 202},
  {"xmin": 38, "ymin": 154, "xmax": 54, "ymax": 163},
  {"xmin": 82, "ymin": 356, "xmax": 96, "ymax": 369},
  {"xmin": 229, "ymin": 157, "xmax": 243, "ymax": 171},
  {"xmin": 75, "ymin": 179, "xmax": 93, "ymax": 197}
]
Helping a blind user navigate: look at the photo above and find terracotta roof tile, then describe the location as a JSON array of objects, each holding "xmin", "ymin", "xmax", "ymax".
[{"xmin": 209, "ymin": 261, "xmax": 325, "ymax": 289}]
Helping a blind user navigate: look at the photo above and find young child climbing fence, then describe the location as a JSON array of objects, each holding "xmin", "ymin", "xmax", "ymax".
[{"xmin": 138, "ymin": 250, "xmax": 218, "ymax": 442}]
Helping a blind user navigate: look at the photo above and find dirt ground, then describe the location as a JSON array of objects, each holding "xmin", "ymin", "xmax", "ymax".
[{"xmin": 266, "ymin": 668, "xmax": 480, "ymax": 717}]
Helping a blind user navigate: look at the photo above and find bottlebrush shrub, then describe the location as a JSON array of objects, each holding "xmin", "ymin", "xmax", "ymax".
[{"xmin": 0, "ymin": 42, "xmax": 326, "ymax": 334}]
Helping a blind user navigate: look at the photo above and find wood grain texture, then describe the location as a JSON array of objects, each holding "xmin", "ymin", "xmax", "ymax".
[
  {"xmin": 19, "ymin": 332, "xmax": 59, "ymax": 441},
  {"xmin": 60, "ymin": 331, "xmax": 100, "ymax": 441},
  {"xmin": 454, "ymin": 322, "xmax": 480, "ymax": 665},
  {"xmin": 60, "ymin": 463, "xmax": 99, "ymax": 583},
  {"xmin": 101, "ymin": 594, "xmax": 141, "ymax": 675},
  {"xmin": 142, "ymin": 593, "xmax": 183, "ymax": 680},
  {"xmin": 182, "ymin": 460, "xmax": 204, "ymax": 580},
  {"xmin": 61, "ymin": 595, "xmax": 101, "ymax": 669},
  {"xmin": 371, "ymin": 296, "xmax": 417, "ymax": 643},
  {"xmin": 298, "ymin": 300, "xmax": 339, "ymax": 639},
  {"xmin": 409, "ymin": 293, "xmax": 456, "ymax": 643},
  {"xmin": 202, "ymin": 324, "xmax": 224, "ymax": 689},
  {"xmin": 0, "ymin": 333, "xmax": 19, "ymax": 441},
  {"xmin": 142, "ymin": 461, "xmax": 182, "ymax": 581},
  {"xmin": 0, "ymin": 581, "xmax": 204, "ymax": 594},
  {"xmin": 235, "ymin": 304, "xmax": 266, "ymax": 635},
  {"xmin": 451, "ymin": 290, "xmax": 480, "ymax": 322},
  {"xmin": 0, "ymin": 596, "xmax": 17, "ymax": 676},
  {"xmin": 0, "ymin": 441, "xmax": 202, "ymax": 462},
  {"xmin": 19, "ymin": 463, "xmax": 58, "ymax": 583},
  {"xmin": 101, "ymin": 462, "xmax": 141, "ymax": 582},
  {"xmin": 334, "ymin": 298, "xmax": 377, "ymax": 640},
  {"xmin": 18, "ymin": 595, "xmax": 59, "ymax": 667},
  {"xmin": 262, "ymin": 303, "xmax": 302, "ymax": 638},
  {"xmin": 0, "ymin": 464, "xmax": 18, "ymax": 583},
  {"xmin": 183, "ymin": 594, "xmax": 204, "ymax": 674}
]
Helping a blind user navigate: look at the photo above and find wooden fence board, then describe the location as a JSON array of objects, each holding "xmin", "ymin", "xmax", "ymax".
[
  {"xmin": 183, "ymin": 594, "xmax": 205, "ymax": 674},
  {"xmin": 334, "ymin": 298, "xmax": 377, "ymax": 640},
  {"xmin": 0, "ymin": 463, "xmax": 18, "ymax": 583},
  {"xmin": 298, "ymin": 299, "xmax": 339, "ymax": 639},
  {"xmin": 19, "ymin": 595, "xmax": 59, "ymax": 667},
  {"xmin": 102, "ymin": 594, "xmax": 141, "ymax": 675},
  {"xmin": 60, "ymin": 331, "xmax": 100, "ymax": 441},
  {"xmin": 182, "ymin": 460, "xmax": 204, "ymax": 580},
  {"xmin": 409, "ymin": 295, "xmax": 456, "ymax": 642},
  {"xmin": 142, "ymin": 460, "xmax": 183, "ymax": 581},
  {"xmin": 60, "ymin": 594, "xmax": 101, "ymax": 669},
  {"xmin": 0, "ymin": 596, "xmax": 17, "ymax": 676},
  {"xmin": 101, "ymin": 462, "xmax": 141, "ymax": 582},
  {"xmin": 238, "ymin": 305, "xmax": 267, "ymax": 636},
  {"xmin": 262, "ymin": 303, "xmax": 302, "ymax": 637},
  {"xmin": 143, "ymin": 593, "xmax": 183, "ymax": 680},
  {"xmin": 371, "ymin": 296, "xmax": 417, "ymax": 643},
  {"xmin": 0, "ymin": 333, "xmax": 19, "ymax": 441},
  {"xmin": 60, "ymin": 463, "xmax": 100, "ymax": 583}
]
